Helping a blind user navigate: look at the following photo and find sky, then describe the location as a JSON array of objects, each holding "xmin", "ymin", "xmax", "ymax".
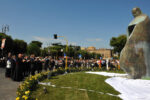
[{"xmin": 0, "ymin": 0, "xmax": 150, "ymax": 49}]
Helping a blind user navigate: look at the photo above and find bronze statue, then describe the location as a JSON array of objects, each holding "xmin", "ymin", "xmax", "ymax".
[
  {"xmin": 132, "ymin": 7, "xmax": 142, "ymax": 17},
  {"xmin": 120, "ymin": 7, "xmax": 150, "ymax": 79}
]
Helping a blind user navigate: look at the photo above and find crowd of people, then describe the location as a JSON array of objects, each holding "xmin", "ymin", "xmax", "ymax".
[{"xmin": 0, "ymin": 53, "xmax": 120, "ymax": 82}]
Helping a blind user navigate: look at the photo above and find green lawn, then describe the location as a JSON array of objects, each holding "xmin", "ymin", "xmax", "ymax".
[{"xmin": 32, "ymin": 72, "xmax": 121, "ymax": 100}]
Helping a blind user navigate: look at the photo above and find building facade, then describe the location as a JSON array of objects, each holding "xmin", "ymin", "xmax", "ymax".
[{"xmin": 82, "ymin": 46, "xmax": 112, "ymax": 59}]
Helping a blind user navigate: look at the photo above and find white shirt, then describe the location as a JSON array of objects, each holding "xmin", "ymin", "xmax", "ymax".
[{"xmin": 6, "ymin": 60, "xmax": 11, "ymax": 68}]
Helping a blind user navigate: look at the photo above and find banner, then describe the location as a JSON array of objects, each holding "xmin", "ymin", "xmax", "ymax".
[
  {"xmin": 64, "ymin": 53, "xmax": 66, "ymax": 58},
  {"xmin": 79, "ymin": 54, "xmax": 82, "ymax": 58},
  {"xmin": 1, "ymin": 38, "xmax": 6, "ymax": 49}
]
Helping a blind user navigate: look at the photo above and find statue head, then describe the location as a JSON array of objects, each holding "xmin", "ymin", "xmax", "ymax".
[{"xmin": 132, "ymin": 7, "xmax": 142, "ymax": 18}]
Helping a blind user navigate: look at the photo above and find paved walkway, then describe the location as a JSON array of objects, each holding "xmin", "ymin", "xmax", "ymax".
[{"xmin": 0, "ymin": 68, "xmax": 20, "ymax": 100}]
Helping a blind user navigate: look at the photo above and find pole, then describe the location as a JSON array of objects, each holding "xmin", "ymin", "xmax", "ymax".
[
  {"xmin": 2, "ymin": 49, "xmax": 3, "ymax": 57},
  {"xmin": 106, "ymin": 59, "xmax": 109, "ymax": 70},
  {"xmin": 99, "ymin": 59, "xmax": 101, "ymax": 69},
  {"xmin": 57, "ymin": 36, "xmax": 68, "ymax": 70},
  {"xmin": 1, "ymin": 48, "xmax": 3, "ymax": 57},
  {"xmin": 65, "ymin": 38, "xmax": 68, "ymax": 70}
]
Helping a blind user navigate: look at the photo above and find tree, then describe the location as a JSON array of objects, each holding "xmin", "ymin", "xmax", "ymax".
[
  {"xmin": 49, "ymin": 45, "xmax": 62, "ymax": 57},
  {"xmin": 77, "ymin": 50, "xmax": 90, "ymax": 59},
  {"xmin": 110, "ymin": 34, "xmax": 127, "ymax": 54},
  {"xmin": 31, "ymin": 41, "xmax": 42, "ymax": 48},
  {"xmin": 41, "ymin": 48, "xmax": 48, "ymax": 57},
  {"xmin": 13, "ymin": 39, "xmax": 27, "ymax": 54},
  {"xmin": 27, "ymin": 43, "xmax": 41, "ymax": 56}
]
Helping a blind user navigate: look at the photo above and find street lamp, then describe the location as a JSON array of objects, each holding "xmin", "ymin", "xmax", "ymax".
[
  {"xmin": 2, "ymin": 24, "xmax": 9, "ymax": 34},
  {"xmin": 53, "ymin": 34, "xmax": 68, "ymax": 69}
]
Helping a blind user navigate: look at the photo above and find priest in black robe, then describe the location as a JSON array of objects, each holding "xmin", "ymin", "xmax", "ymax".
[{"xmin": 14, "ymin": 54, "xmax": 23, "ymax": 81}]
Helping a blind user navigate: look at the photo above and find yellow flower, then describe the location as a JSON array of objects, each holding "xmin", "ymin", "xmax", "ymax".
[
  {"xmin": 22, "ymin": 95, "xmax": 26, "ymax": 98},
  {"xmin": 34, "ymin": 77, "xmax": 37, "ymax": 80},
  {"xmin": 16, "ymin": 92, "xmax": 21, "ymax": 96},
  {"xmin": 25, "ymin": 96, "xmax": 28, "ymax": 100},
  {"xmin": 25, "ymin": 81, "xmax": 29, "ymax": 85},
  {"xmin": 22, "ymin": 95, "xmax": 28, "ymax": 100},
  {"xmin": 25, "ymin": 91, "xmax": 30, "ymax": 95},
  {"xmin": 29, "ymin": 78, "xmax": 32, "ymax": 81},
  {"xmin": 21, "ymin": 86, "xmax": 25, "ymax": 90},
  {"xmin": 16, "ymin": 97, "xmax": 20, "ymax": 100}
]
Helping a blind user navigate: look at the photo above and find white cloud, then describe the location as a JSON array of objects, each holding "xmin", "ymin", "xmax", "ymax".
[
  {"xmin": 69, "ymin": 42, "xmax": 77, "ymax": 46},
  {"xmin": 33, "ymin": 36, "xmax": 49, "ymax": 42},
  {"xmin": 32, "ymin": 36, "xmax": 77, "ymax": 47},
  {"xmin": 86, "ymin": 38, "xmax": 102, "ymax": 42},
  {"xmin": 95, "ymin": 38, "xmax": 102, "ymax": 41},
  {"xmin": 33, "ymin": 36, "xmax": 66, "ymax": 43}
]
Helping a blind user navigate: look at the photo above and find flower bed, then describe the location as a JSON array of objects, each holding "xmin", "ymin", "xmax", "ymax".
[
  {"xmin": 16, "ymin": 71, "xmax": 49, "ymax": 100},
  {"xmin": 16, "ymin": 67, "xmax": 119, "ymax": 100}
]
